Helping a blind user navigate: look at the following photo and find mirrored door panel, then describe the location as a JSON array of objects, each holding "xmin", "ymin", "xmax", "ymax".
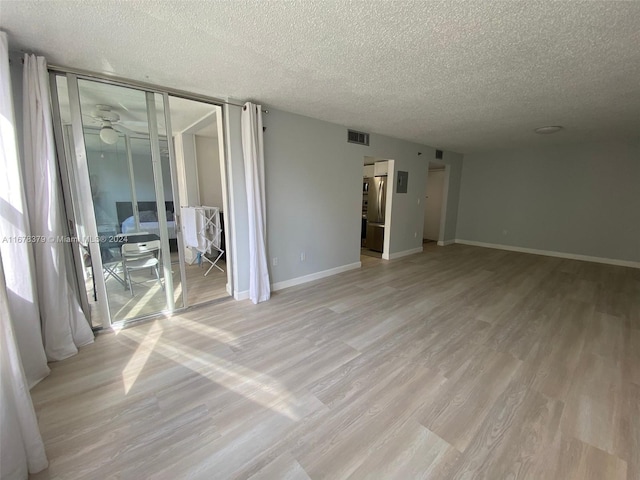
[{"xmin": 167, "ymin": 96, "xmax": 230, "ymax": 307}]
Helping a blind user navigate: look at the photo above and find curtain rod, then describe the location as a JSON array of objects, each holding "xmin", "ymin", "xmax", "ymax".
[{"xmin": 46, "ymin": 63, "xmax": 268, "ymax": 113}]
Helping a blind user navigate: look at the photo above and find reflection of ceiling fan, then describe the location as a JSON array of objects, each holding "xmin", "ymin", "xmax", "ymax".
[{"xmin": 87, "ymin": 105, "xmax": 138, "ymax": 144}]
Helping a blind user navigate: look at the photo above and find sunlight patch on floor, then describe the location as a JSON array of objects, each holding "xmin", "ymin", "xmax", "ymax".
[
  {"xmin": 173, "ymin": 279, "xmax": 182, "ymax": 303},
  {"xmin": 121, "ymin": 321, "xmax": 163, "ymax": 394},
  {"xmin": 177, "ymin": 317, "xmax": 239, "ymax": 347},
  {"xmin": 120, "ymin": 325, "xmax": 300, "ymax": 420},
  {"xmin": 115, "ymin": 281, "xmax": 163, "ymax": 319}
]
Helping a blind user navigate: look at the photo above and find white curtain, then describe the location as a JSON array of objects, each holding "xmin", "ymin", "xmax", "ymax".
[
  {"xmin": 1, "ymin": 29, "xmax": 49, "ymax": 479},
  {"xmin": 22, "ymin": 53, "xmax": 93, "ymax": 360},
  {"xmin": 0, "ymin": 32, "xmax": 49, "ymax": 387},
  {"xmin": 241, "ymin": 102, "xmax": 270, "ymax": 304},
  {"xmin": 0, "ymin": 254, "xmax": 49, "ymax": 479}
]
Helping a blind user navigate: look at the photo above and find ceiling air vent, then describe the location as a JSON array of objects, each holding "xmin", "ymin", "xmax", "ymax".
[
  {"xmin": 348, "ymin": 129, "xmax": 370, "ymax": 146},
  {"xmin": 435, "ymin": 149, "xmax": 443, "ymax": 159}
]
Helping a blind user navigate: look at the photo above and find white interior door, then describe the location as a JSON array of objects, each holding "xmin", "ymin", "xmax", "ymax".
[{"xmin": 423, "ymin": 169, "xmax": 445, "ymax": 241}]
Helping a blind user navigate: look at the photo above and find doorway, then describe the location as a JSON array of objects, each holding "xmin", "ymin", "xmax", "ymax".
[
  {"xmin": 360, "ymin": 157, "xmax": 393, "ymax": 260},
  {"xmin": 423, "ymin": 162, "xmax": 448, "ymax": 245},
  {"xmin": 50, "ymin": 73, "xmax": 232, "ymax": 329}
]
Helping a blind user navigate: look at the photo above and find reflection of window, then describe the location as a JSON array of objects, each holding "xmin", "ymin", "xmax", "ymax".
[
  {"xmin": 93, "ymin": 205, "xmax": 111, "ymax": 226},
  {"xmin": 89, "ymin": 174, "xmax": 99, "ymax": 198}
]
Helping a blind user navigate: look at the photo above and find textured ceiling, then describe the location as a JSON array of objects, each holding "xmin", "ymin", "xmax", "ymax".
[{"xmin": 2, "ymin": 1, "xmax": 639, "ymax": 153}]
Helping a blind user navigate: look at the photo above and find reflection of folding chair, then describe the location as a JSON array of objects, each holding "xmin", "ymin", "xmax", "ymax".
[
  {"xmin": 99, "ymin": 242, "xmax": 126, "ymax": 287},
  {"xmin": 121, "ymin": 240, "xmax": 163, "ymax": 296},
  {"xmin": 103, "ymin": 259, "xmax": 124, "ymax": 284}
]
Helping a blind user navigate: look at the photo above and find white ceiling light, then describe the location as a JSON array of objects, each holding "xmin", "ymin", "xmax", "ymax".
[
  {"xmin": 534, "ymin": 126, "xmax": 563, "ymax": 135},
  {"xmin": 99, "ymin": 120, "xmax": 119, "ymax": 144},
  {"xmin": 91, "ymin": 105, "xmax": 122, "ymax": 144}
]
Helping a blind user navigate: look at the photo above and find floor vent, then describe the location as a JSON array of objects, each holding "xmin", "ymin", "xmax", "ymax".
[{"xmin": 348, "ymin": 129, "xmax": 370, "ymax": 146}]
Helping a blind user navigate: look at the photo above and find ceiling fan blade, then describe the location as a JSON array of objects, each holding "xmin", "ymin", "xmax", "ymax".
[
  {"xmin": 81, "ymin": 114, "xmax": 101, "ymax": 124},
  {"xmin": 112, "ymin": 124, "xmax": 139, "ymax": 136}
]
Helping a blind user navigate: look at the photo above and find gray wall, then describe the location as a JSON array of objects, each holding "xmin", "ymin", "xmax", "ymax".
[
  {"xmin": 260, "ymin": 108, "xmax": 463, "ymax": 285},
  {"xmin": 195, "ymin": 135, "xmax": 224, "ymax": 210},
  {"xmin": 456, "ymin": 140, "xmax": 640, "ymax": 262}
]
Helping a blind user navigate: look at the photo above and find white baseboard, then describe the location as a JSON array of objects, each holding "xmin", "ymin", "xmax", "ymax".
[
  {"xmin": 271, "ymin": 262, "xmax": 362, "ymax": 291},
  {"xmin": 234, "ymin": 290, "xmax": 250, "ymax": 301},
  {"xmin": 437, "ymin": 239, "xmax": 455, "ymax": 246},
  {"xmin": 383, "ymin": 246, "xmax": 424, "ymax": 260},
  {"xmin": 455, "ymin": 239, "xmax": 640, "ymax": 269}
]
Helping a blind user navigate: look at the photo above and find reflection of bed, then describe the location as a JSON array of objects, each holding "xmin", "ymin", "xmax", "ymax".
[
  {"xmin": 121, "ymin": 215, "xmax": 177, "ymax": 238},
  {"xmin": 116, "ymin": 201, "xmax": 178, "ymax": 249}
]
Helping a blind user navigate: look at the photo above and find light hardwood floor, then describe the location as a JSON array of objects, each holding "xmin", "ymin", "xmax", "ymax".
[{"xmin": 31, "ymin": 244, "xmax": 639, "ymax": 479}]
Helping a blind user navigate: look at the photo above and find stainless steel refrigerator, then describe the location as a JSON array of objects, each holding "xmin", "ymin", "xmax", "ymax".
[{"xmin": 366, "ymin": 175, "xmax": 387, "ymax": 252}]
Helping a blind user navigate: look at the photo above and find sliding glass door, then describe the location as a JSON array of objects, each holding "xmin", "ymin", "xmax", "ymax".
[
  {"xmin": 52, "ymin": 74, "xmax": 185, "ymax": 326},
  {"xmin": 166, "ymin": 96, "xmax": 230, "ymax": 307}
]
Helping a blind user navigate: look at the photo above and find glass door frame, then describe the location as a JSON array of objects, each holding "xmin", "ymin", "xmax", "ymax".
[
  {"xmin": 66, "ymin": 73, "xmax": 110, "ymax": 327},
  {"xmin": 49, "ymin": 79, "xmax": 92, "ymax": 322},
  {"xmin": 51, "ymin": 73, "xmax": 193, "ymax": 328},
  {"xmin": 145, "ymin": 90, "xmax": 176, "ymax": 313},
  {"xmin": 51, "ymin": 68, "xmax": 235, "ymax": 328}
]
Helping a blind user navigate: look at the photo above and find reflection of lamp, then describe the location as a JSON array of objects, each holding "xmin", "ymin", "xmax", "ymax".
[{"xmin": 100, "ymin": 120, "xmax": 119, "ymax": 144}]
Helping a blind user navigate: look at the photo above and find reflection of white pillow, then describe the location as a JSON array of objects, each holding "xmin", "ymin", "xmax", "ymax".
[
  {"xmin": 139, "ymin": 211, "xmax": 157, "ymax": 222},
  {"xmin": 122, "ymin": 216, "xmax": 135, "ymax": 228}
]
